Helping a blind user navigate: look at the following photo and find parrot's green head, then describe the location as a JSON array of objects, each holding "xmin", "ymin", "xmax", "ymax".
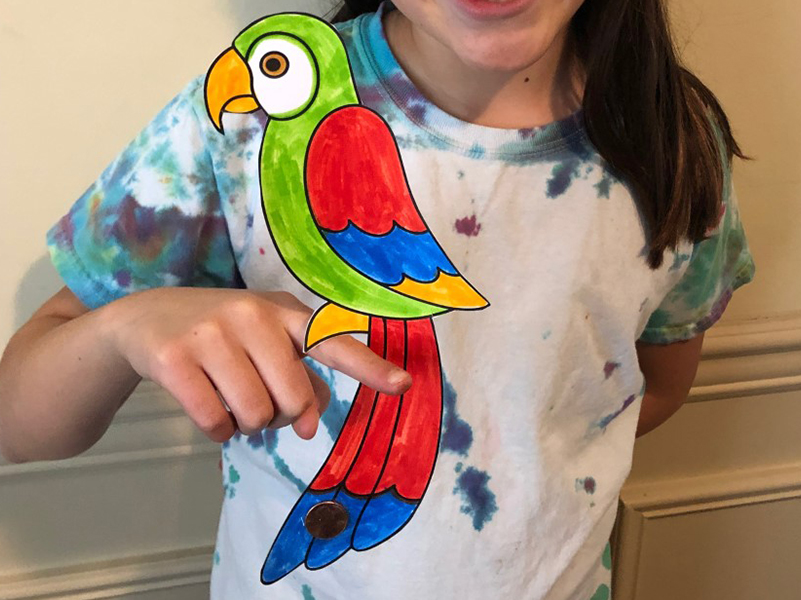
[{"xmin": 205, "ymin": 13, "xmax": 358, "ymax": 132}]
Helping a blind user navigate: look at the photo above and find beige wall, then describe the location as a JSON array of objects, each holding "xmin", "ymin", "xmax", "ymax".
[
  {"xmin": 0, "ymin": 0, "xmax": 797, "ymax": 598},
  {"xmin": 615, "ymin": 2, "xmax": 801, "ymax": 599}
]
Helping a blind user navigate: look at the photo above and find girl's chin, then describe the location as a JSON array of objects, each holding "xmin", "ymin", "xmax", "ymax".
[{"xmin": 448, "ymin": 31, "xmax": 548, "ymax": 72}]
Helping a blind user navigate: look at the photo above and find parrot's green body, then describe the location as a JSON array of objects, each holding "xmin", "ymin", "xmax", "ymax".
[{"xmin": 205, "ymin": 12, "xmax": 488, "ymax": 585}]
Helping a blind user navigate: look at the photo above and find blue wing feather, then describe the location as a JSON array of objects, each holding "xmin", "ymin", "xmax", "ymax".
[{"xmin": 323, "ymin": 224, "xmax": 458, "ymax": 286}]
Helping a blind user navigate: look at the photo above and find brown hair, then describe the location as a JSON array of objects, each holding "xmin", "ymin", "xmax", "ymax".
[{"xmin": 331, "ymin": 0, "xmax": 746, "ymax": 269}]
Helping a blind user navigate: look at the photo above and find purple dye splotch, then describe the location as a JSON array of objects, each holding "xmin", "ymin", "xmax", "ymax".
[
  {"xmin": 453, "ymin": 467, "xmax": 498, "ymax": 532},
  {"xmin": 597, "ymin": 394, "xmax": 638, "ymax": 429},
  {"xmin": 603, "ymin": 361, "xmax": 621, "ymax": 380},
  {"xmin": 575, "ymin": 476, "xmax": 597, "ymax": 495},
  {"xmin": 236, "ymin": 126, "xmax": 261, "ymax": 145},
  {"xmin": 114, "ymin": 269, "xmax": 131, "ymax": 287},
  {"xmin": 694, "ymin": 288, "xmax": 734, "ymax": 333},
  {"xmin": 454, "ymin": 214, "xmax": 482, "ymax": 237}
]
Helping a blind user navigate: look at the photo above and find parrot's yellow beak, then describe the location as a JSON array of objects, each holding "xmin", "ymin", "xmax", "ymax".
[{"xmin": 205, "ymin": 48, "xmax": 260, "ymax": 133}]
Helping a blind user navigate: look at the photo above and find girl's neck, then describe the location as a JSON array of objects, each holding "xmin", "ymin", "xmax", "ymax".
[{"xmin": 383, "ymin": 9, "xmax": 583, "ymax": 130}]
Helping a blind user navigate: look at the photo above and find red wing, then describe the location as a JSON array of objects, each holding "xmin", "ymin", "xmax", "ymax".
[{"xmin": 306, "ymin": 105, "xmax": 427, "ymax": 235}]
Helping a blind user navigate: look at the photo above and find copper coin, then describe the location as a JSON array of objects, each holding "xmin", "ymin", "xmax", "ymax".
[{"xmin": 304, "ymin": 501, "xmax": 349, "ymax": 540}]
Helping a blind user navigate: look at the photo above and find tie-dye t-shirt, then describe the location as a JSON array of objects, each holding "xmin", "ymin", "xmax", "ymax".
[{"xmin": 46, "ymin": 4, "xmax": 755, "ymax": 599}]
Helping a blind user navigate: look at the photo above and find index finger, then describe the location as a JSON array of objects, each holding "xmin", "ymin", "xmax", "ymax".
[
  {"xmin": 275, "ymin": 300, "xmax": 411, "ymax": 395},
  {"xmin": 309, "ymin": 334, "xmax": 412, "ymax": 396}
]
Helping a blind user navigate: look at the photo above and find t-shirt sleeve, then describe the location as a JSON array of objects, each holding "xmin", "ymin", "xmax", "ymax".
[
  {"xmin": 46, "ymin": 77, "xmax": 243, "ymax": 311},
  {"xmin": 638, "ymin": 176, "xmax": 756, "ymax": 345}
]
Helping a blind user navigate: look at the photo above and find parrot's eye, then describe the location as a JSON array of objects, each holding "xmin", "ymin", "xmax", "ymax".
[
  {"xmin": 248, "ymin": 36, "xmax": 319, "ymax": 119},
  {"xmin": 261, "ymin": 52, "xmax": 289, "ymax": 78}
]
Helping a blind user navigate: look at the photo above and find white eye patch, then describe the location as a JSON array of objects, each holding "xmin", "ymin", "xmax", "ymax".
[{"xmin": 247, "ymin": 36, "xmax": 317, "ymax": 118}]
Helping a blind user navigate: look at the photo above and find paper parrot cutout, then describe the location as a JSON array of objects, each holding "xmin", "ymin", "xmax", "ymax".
[{"xmin": 205, "ymin": 13, "xmax": 489, "ymax": 585}]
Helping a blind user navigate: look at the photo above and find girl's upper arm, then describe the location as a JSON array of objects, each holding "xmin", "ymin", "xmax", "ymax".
[
  {"xmin": 636, "ymin": 333, "xmax": 704, "ymax": 404},
  {"xmin": 29, "ymin": 287, "xmax": 90, "ymax": 323}
]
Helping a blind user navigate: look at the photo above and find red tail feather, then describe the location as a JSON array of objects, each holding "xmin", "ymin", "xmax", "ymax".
[
  {"xmin": 375, "ymin": 318, "xmax": 442, "ymax": 500},
  {"xmin": 309, "ymin": 318, "xmax": 442, "ymax": 502}
]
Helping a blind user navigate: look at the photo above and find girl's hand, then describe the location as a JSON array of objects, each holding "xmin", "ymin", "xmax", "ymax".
[{"xmin": 102, "ymin": 288, "xmax": 411, "ymax": 443}]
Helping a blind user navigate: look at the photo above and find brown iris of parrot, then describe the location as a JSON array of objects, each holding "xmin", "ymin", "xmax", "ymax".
[{"xmin": 205, "ymin": 12, "xmax": 489, "ymax": 585}]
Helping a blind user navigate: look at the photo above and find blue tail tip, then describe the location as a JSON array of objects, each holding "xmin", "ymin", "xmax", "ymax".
[
  {"xmin": 261, "ymin": 490, "xmax": 336, "ymax": 584},
  {"xmin": 353, "ymin": 492, "xmax": 419, "ymax": 551}
]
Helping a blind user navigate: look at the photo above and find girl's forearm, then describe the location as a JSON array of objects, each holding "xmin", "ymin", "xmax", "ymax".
[
  {"xmin": 635, "ymin": 390, "xmax": 686, "ymax": 438},
  {"xmin": 0, "ymin": 305, "xmax": 141, "ymax": 463}
]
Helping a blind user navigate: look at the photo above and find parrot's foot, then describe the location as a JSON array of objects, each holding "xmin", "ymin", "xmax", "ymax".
[{"xmin": 304, "ymin": 303, "xmax": 370, "ymax": 352}]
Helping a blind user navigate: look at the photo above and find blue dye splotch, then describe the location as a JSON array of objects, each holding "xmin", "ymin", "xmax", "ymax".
[
  {"xmin": 594, "ymin": 171, "xmax": 616, "ymax": 199},
  {"xmin": 223, "ymin": 462, "xmax": 240, "ymax": 499},
  {"xmin": 453, "ymin": 467, "xmax": 498, "ymax": 532},
  {"xmin": 439, "ymin": 376, "xmax": 496, "ymax": 530},
  {"xmin": 301, "ymin": 584, "xmax": 317, "ymax": 600},
  {"xmin": 669, "ymin": 251, "xmax": 692, "ymax": 272},
  {"xmin": 546, "ymin": 158, "xmax": 582, "ymax": 198},
  {"xmin": 304, "ymin": 359, "xmax": 350, "ymax": 438},
  {"xmin": 594, "ymin": 159, "xmax": 622, "ymax": 199},
  {"xmin": 229, "ymin": 429, "xmax": 306, "ymax": 495},
  {"xmin": 596, "ymin": 394, "xmax": 638, "ymax": 430},
  {"xmin": 468, "ymin": 143, "xmax": 486, "ymax": 159},
  {"xmin": 440, "ymin": 376, "xmax": 473, "ymax": 456}
]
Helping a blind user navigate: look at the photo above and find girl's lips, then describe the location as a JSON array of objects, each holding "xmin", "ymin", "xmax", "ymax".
[{"xmin": 451, "ymin": 0, "xmax": 532, "ymax": 20}]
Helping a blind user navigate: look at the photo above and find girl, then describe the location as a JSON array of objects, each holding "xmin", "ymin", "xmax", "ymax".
[{"xmin": 0, "ymin": 0, "xmax": 755, "ymax": 598}]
